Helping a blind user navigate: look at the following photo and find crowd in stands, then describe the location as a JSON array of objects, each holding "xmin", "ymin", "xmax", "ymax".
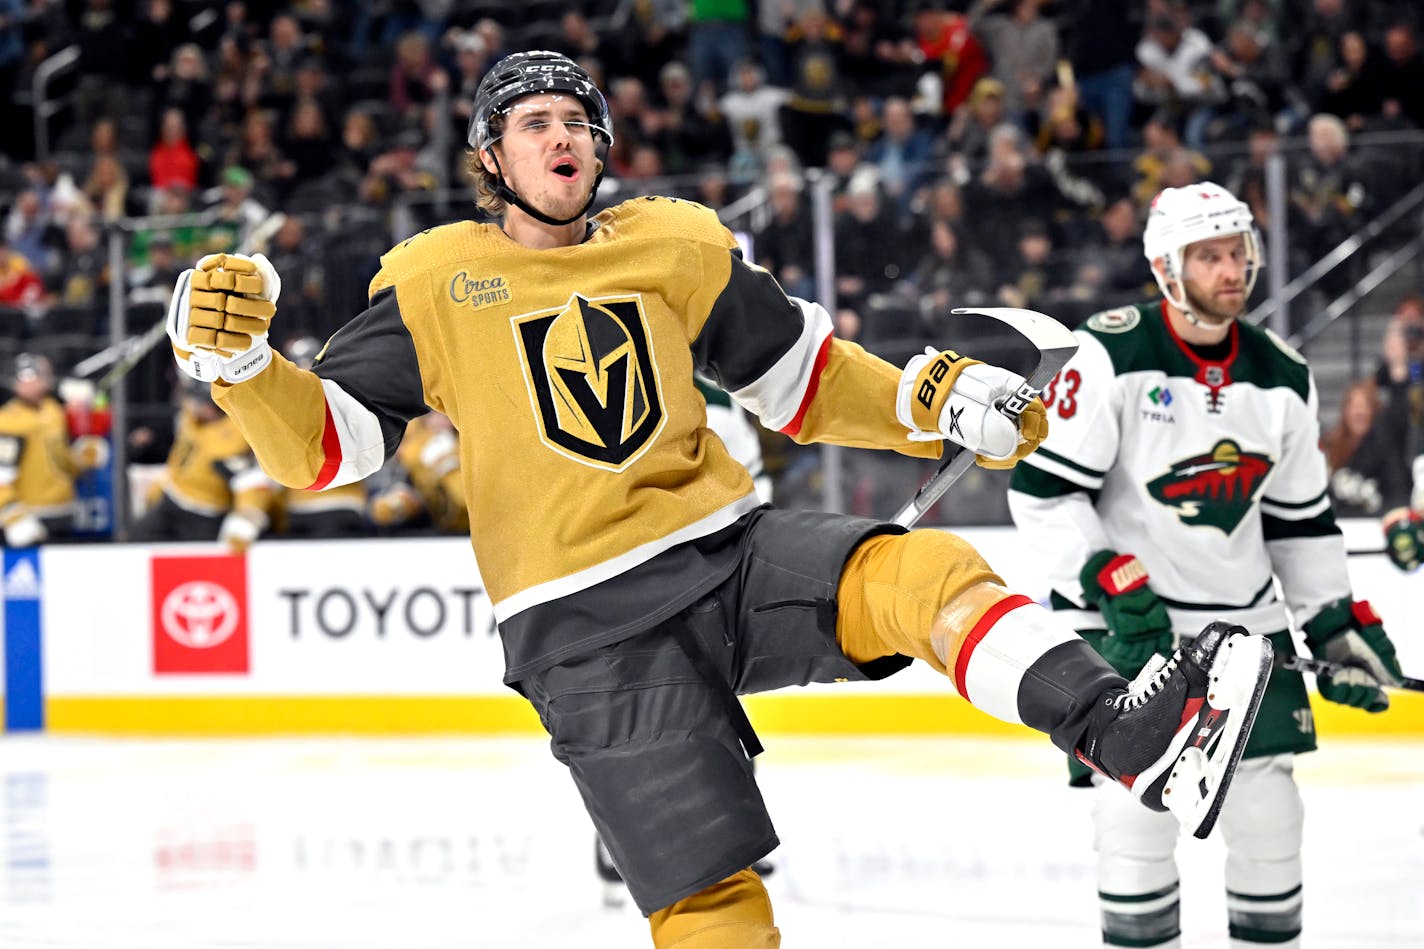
[{"xmin": 1, "ymin": 0, "xmax": 1423, "ymax": 540}]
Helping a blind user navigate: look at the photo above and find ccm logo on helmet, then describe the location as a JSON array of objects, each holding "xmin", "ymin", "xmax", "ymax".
[{"xmin": 916, "ymin": 352, "xmax": 964, "ymax": 409}]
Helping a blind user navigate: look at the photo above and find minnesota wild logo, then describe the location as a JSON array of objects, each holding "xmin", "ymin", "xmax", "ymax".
[{"xmin": 1147, "ymin": 439, "xmax": 1273, "ymax": 533}]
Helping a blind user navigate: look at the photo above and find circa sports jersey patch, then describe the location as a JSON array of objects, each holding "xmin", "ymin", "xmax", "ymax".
[
  {"xmin": 449, "ymin": 270, "xmax": 512, "ymax": 310},
  {"xmin": 1147, "ymin": 439, "xmax": 1274, "ymax": 534},
  {"xmin": 511, "ymin": 293, "xmax": 666, "ymax": 471},
  {"xmin": 1086, "ymin": 306, "xmax": 1140, "ymax": 333}
]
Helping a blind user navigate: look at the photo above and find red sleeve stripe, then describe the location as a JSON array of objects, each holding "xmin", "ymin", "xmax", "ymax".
[
  {"xmin": 306, "ymin": 400, "xmax": 343, "ymax": 491},
  {"xmin": 952, "ymin": 593, "xmax": 1035, "ymax": 703},
  {"xmin": 779, "ymin": 332, "xmax": 832, "ymax": 438}
]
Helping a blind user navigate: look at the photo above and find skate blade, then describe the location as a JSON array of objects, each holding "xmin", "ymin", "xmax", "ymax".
[{"xmin": 1165, "ymin": 634, "xmax": 1273, "ymax": 838}]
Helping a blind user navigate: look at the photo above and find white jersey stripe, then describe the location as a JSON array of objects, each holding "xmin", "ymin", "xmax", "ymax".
[
  {"xmin": 318, "ymin": 377, "xmax": 388, "ymax": 488},
  {"xmin": 728, "ymin": 296, "xmax": 833, "ymax": 431}
]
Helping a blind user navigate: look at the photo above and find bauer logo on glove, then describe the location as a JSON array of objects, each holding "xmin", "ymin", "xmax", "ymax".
[
  {"xmin": 167, "ymin": 253, "xmax": 282, "ymax": 385},
  {"xmin": 896, "ymin": 346, "xmax": 1048, "ymax": 469}
]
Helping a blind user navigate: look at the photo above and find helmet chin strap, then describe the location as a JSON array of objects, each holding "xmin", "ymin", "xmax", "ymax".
[{"xmin": 487, "ymin": 147, "xmax": 606, "ymax": 228}]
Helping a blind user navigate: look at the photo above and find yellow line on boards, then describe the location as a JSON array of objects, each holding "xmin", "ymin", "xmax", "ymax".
[{"xmin": 32, "ymin": 691, "xmax": 1424, "ymax": 737}]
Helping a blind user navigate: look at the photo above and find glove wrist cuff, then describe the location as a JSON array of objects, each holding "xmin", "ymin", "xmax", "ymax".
[{"xmin": 1080, "ymin": 550, "xmax": 1151, "ymax": 603}]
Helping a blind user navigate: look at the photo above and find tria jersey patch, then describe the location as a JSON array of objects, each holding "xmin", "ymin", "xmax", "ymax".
[
  {"xmin": 512, "ymin": 293, "xmax": 665, "ymax": 470},
  {"xmin": 1147, "ymin": 439, "xmax": 1274, "ymax": 534}
]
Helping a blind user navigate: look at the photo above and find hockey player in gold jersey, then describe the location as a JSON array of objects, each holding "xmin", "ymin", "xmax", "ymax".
[
  {"xmin": 367, "ymin": 411, "xmax": 468, "ymax": 535},
  {"xmin": 129, "ymin": 375, "xmax": 275, "ymax": 552},
  {"xmin": 163, "ymin": 51, "xmax": 1275, "ymax": 947},
  {"xmin": 0, "ymin": 354, "xmax": 109, "ymax": 546}
]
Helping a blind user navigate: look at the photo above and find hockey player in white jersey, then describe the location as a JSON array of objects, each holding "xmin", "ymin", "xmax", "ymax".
[{"xmin": 1008, "ymin": 181, "xmax": 1403, "ymax": 948}]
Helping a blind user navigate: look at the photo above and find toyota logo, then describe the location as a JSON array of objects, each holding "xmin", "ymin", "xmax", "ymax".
[{"xmin": 160, "ymin": 581, "xmax": 240, "ymax": 649}]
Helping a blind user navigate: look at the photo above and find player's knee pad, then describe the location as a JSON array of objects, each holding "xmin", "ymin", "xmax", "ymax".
[
  {"xmin": 647, "ymin": 868, "xmax": 780, "ymax": 949},
  {"xmin": 1218, "ymin": 756, "xmax": 1303, "ymax": 945},
  {"xmin": 1092, "ymin": 779, "xmax": 1182, "ymax": 947}
]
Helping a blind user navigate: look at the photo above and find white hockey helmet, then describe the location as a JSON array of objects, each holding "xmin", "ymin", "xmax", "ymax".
[{"xmin": 1143, "ymin": 181, "xmax": 1262, "ymax": 317}]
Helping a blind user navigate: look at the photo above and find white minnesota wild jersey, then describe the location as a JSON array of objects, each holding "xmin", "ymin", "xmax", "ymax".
[{"xmin": 1008, "ymin": 300, "xmax": 1352, "ymax": 635}]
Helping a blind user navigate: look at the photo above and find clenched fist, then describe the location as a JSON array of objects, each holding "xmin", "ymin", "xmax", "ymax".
[{"xmin": 168, "ymin": 253, "xmax": 282, "ymax": 384}]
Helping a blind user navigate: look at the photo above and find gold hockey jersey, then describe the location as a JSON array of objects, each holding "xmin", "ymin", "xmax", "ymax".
[
  {"xmin": 0, "ymin": 395, "xmax": 79, "ymax": 521},
  {"xmin": 159, "ymin": 406, "xmax": 275, "ymax": 519},
  {"xmin": 215, "ymin": 197, "xmax": 938, "ymax": 679}
]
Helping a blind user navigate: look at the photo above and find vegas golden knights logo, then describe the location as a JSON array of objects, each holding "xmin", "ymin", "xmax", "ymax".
[{"xmin": 512, "ymin": 293, "xmax": 665, "ymax": 470}]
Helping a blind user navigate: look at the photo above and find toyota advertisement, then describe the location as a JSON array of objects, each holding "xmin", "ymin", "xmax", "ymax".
[{"xmin": 2, "ymin": 524, "xmax": 1419, "ymax": 736}]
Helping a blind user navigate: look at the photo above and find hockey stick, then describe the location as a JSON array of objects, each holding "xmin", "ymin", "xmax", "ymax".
[
  {"xmin": 1276, "ymin": 654, "xmax": 1424, "ymax": 693},
  {"xmin": 893, "ymin": 307, "xmax": 1079, "ymax": 528}
]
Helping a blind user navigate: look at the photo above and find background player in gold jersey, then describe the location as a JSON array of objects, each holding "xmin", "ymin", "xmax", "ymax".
[
  {"xmin": 161, "ymin": 51, "xmax": 1275, "ymax": 948},
  {"xmin": 129, "ymin": 375, "xmax": 275, "ymax": 553},
  {"xmin": 0, "ymin": 353, "xmax": 108, "ymax": 546}
]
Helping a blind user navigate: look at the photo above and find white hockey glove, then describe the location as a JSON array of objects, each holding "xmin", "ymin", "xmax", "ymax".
[
  {"xmin": 167, "ymin": 253, "xmax": 281, "ymax": 384},
  {"xmin": 3, "ymin": 511, "xmax": 47, "ymax": 547},
  {"xmin": 895, "ymin": 347, "xmax": 1048, "ymax": 469},
  {"xmin": 218, "ymin": 508, "xmax": 266, "ymax": 555}
]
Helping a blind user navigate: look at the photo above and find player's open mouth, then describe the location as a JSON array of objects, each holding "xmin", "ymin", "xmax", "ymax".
[{"xmin": 551, "ymin": 158, "xmax": 580, "ymax": 181}]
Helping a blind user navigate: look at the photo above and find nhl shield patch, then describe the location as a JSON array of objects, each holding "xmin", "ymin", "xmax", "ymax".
[
  {"xmin": 1147, "ymin": 439, "xmax": 1274, "ymax": 533},
  {"xmin": 512, "ymin": 293, "xmax": 666, "ymax": 471}
]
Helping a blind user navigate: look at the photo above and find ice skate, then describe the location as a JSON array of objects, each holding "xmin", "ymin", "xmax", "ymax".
[{"xmin": 1074, "ymin": 621, "xmax": 1273, "ymax": 839}]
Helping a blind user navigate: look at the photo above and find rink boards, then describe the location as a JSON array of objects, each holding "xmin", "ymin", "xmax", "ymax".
[{"xmin": 2, "ymin": 524, "xmax": 1420, "ymax": 737}]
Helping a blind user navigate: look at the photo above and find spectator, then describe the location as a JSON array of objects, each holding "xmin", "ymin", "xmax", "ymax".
[
  {"xmin": 1316, "ymin": 31, "xmax": 1385, "ymax": 130},
  {"xmin": 865, "ymin": 96, "xmax": 935, "ymax": 216},
  {"xmin": 837, "ymin": 0, "xmax": 918, "ymax": 101},
  {"xmin": 833, "ymin": 167, "xmax": 912, "ymax": 308},
  {"xmin": 1290, "ymin": 112, "xmax": 1372, "ymax": 287},
  {"xmin": 1372, "ymin": 296, "xmax": 1424, "ymax": 488},
  {"xmin": 3, "ymin": 189, "xmax": 59, "ymax": 271},
  {"xmin": 258, "ymin": 12, "xmax": 313, "ymax": 118},
  {"xmin": 1323, "ymin": 380, "xmax": 1400, "ymax": 516},
  {"xmin": 943, "ymin": 77, "xmax": 1008, "ymax": 173},
  {"xmin": 449, "ymin": 30, "xmax": 494, "ymax": 131},
  {"xmin": 718, "ymin": 59, "xmax": 790, "ymax": 175},
  {"xmin": 961, "ymin": 125, "xmax": 1064, "ymax": 263},
  {"xmin": 993, "ymin": 217, "xmax": 1067, "ymax": 310},
  {"xmin": 1129, "ymin": 109, "xmax": 1211, "ymax": 208},
  {"xmin": 283, "ymin": 98, "xmax": 336, "ymax": 184},
  {"xmin": 131, "ymin": 0, "xmax": 186, "ymax": 88},
  {"xmin": 81, "ymin": 154, "xmax": 132, "ymax": 222},
  {"xmin": 904, "ymin": 217, "xmax": 994, "ymax": 317},
  {"xmin": 54, "ymin": 215, "xmax": 108, "ymax": 312},
  {"xmin": 687, "ymin": 0, "xmax": 752, "ymax": 94},
  {"xmin": 1031, "ymin": 84, "xmax": 1106, "ymax": 157},
  {"xmin": 1134, "ymin": 5, "xmax": 1226, "ymax": 147},
  {"xmin": 1064, "ymin": 0, "xmax": 1141, "ymax": 150},
  {"xmin": 653, "ymin": 60, "xmax": 732, "ymax": 175},
  {"xmin": 778, "ymin": 6, "xmax": 852, "ymax": 169},
  {"xmin": 389, "ymin": 31, "xmax": 449, "ymax": 125},
  {"xmin": 205, "ymin": 166, "xmax": 271, "ymax": 243},
  {"xmin": 1091, "ymin": 195, "xmax": 1153, "ymax": 296},
  {"xmin": 228, "ymin": 109, "xmax": 292, "ymax": 198},
  {"xmin": 127, "ymin": 231, "xmax": 185, "ymax": 298},
  {"xmin": 0, "ymin": 238, "xmax": 45, "ymax": 313},
  {"xmin": 753, "ymin": 171, "xmax": 815, "ymax": 301},
  {"xmin": 148, "ymin": 107, "xmax": 201, "ymax": 193},
  {"xmin": 1377, "ymin": 19, "xmax": 1424, "ymax": 130},
  {"xmin": 913, "ymin": 0, "xmax": 989, "ymax": 118},
  {"xmin": 149, "ymin": 43, "xmax": 213, "ymax": 144},
  {"xmin": 1206, "ymin": 19, "xmax": 1294, "ymax": 138},
  {"xmin": 968, "ymin": 0, "xmax": 1058, "ymax": 122}
]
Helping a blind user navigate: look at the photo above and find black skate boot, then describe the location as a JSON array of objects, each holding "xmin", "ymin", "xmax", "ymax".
[{"xmin": 1074, "ymin": 621, "xmax": 1272, "ymax": 839}]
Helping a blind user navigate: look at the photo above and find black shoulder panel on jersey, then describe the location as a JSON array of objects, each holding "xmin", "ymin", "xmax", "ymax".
[
  {"xmin": 690, "ymin": 250, "xmax": 805, "ymax": 392},
  {"xmin": 1262, "ymin": 508, "xmax": 1339, "ymax": 541},
  {"xmin": 314, "ymin": 286, "xmax": 430, "ymax": 459}
]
